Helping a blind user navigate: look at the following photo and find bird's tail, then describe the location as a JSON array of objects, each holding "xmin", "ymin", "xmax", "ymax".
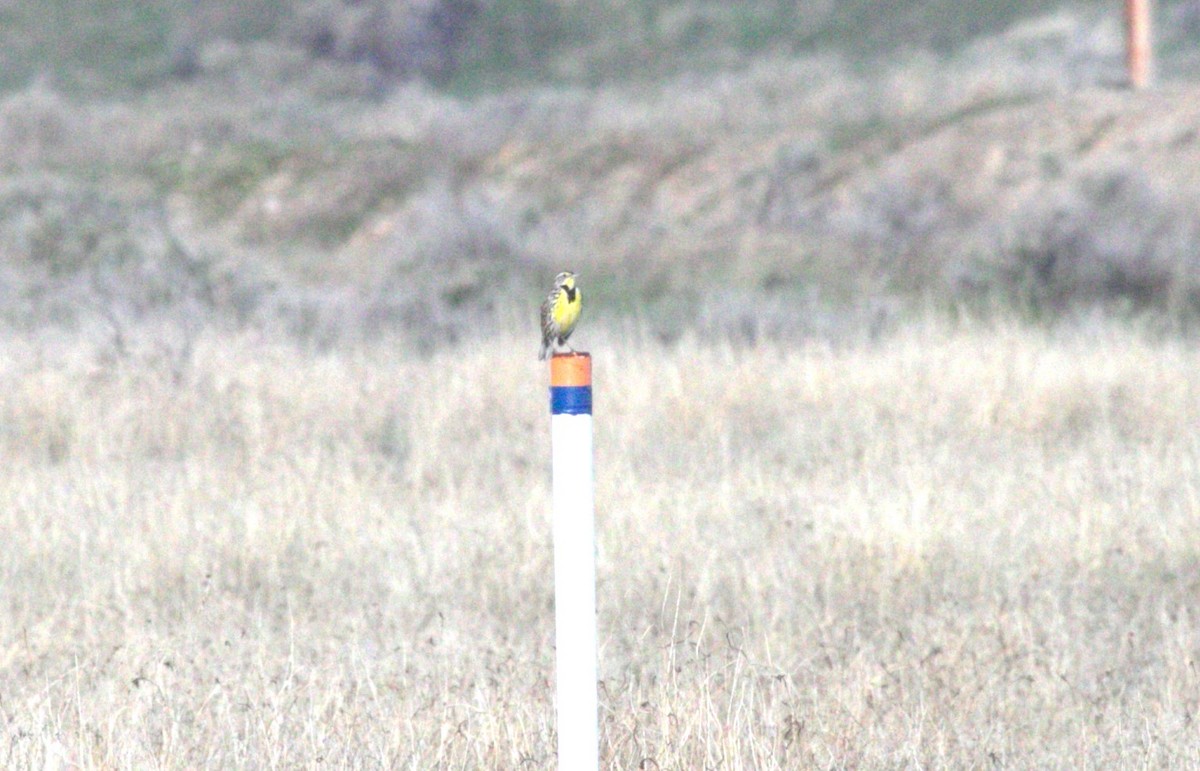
[{"xmin": 538, "ymin": 341, "xmax": 549, "ymax": 361}]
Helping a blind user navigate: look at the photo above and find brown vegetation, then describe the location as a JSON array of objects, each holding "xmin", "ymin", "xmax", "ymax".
[{"xmin": 1, "ymin": 320, "xmax": 1198, "ymax": 766}]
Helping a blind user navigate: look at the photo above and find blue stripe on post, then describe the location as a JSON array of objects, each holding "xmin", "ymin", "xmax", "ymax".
[{"xmin": 550, "ymin": 386, "xmax": 592, "ymax": 415}]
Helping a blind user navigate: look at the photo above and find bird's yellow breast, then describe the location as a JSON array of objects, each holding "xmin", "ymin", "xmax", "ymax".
[{"xmin": 552, "ymin": 286, "xmax": 582, "ymax": 332}]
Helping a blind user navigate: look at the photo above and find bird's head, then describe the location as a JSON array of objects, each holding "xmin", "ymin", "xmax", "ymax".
[{"xmin": 555, "ymin": 271, "xmax": 577, "ymax": 291}]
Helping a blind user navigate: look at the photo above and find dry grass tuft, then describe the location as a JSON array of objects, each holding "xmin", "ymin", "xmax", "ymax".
[{"xmin": 2, "ymin": 318, "xmax": 1199, "ymax": 767}]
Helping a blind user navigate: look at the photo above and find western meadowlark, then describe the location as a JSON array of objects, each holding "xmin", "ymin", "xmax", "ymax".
[{"xmin": 539, "ymin": 271, "xmax": 582, "ymax": 360}]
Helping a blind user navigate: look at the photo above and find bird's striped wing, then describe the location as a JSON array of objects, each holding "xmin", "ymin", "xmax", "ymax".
[{"xmin": 541, "ymin": 289, "xmax": 560, "ymax": 340}]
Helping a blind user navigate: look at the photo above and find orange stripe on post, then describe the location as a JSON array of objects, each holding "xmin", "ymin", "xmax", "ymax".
[{"xmin": 550, "ymin": 352, "xmax": 591, "ymax": 387}]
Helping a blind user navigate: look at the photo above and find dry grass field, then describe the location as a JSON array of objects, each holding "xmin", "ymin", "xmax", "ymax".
[
  {"xmin": 4, "ymin": 2, "xmax": 1200, "ymax": 767},
  {"xmin": 2, "ymin": 316, "xmax": 1198, "ymax": 768}
]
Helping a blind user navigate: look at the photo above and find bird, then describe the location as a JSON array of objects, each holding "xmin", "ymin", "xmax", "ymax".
[{"xmin": 539, "ymin": 271, "xmax": 582, "ymax": 360}]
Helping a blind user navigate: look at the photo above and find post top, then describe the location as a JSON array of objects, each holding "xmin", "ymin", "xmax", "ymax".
[{"xmin": 550, "ymin": 352, "xmax": 591, "ymax": 387}]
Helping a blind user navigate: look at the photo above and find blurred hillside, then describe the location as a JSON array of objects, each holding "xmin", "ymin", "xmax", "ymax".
[
  {"xmin": 2, "ymin": 0, "xmax": 1200, "ymax": 345},
  {"xmin": 0, "ymin": 0, "xmax": 1150, "ymax": 93}
]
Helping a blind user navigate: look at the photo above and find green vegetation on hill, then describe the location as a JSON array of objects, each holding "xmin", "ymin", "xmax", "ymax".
[
  {"xmin": 0, "ymin": 0, "xmax": 287, "ymax": 93},
  {"xmin": 0, "ymin": 0, "xmax": 1132, "ymax": 95},
  {"xmin": 2, "ymin": 0, "xmax": 1200, "ymax": 345}
]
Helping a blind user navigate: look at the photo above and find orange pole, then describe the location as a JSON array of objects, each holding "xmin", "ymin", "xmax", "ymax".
[{"xmin": 1125, "ymin": 0, "xmax": 1152, "ymax": 89}]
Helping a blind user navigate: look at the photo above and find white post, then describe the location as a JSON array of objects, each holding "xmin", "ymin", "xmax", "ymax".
[{"xmin": 549, "ymin": 353, "xmax": 598, "ymax": 770}]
